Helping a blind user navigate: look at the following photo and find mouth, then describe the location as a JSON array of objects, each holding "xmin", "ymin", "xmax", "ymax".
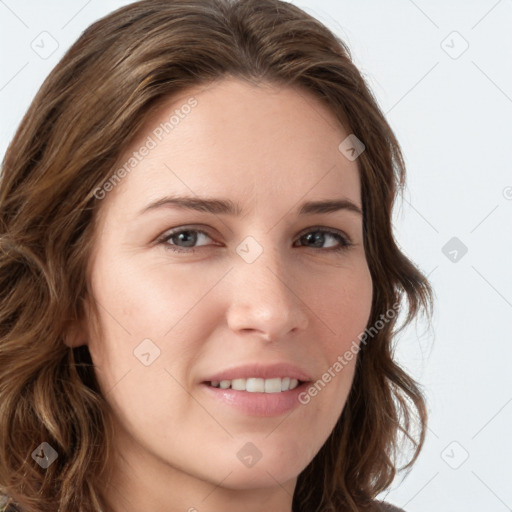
[
  {"xmin": 205, "ymin": 377, "xmax": 304, "ymax": 393},
  {"xmin": 201, "ymin": 379, "xmax": 310, "ymax": 416},
  {"xmin": 200, "ymin": 363, "xmax": 312, "ymax": 417}
]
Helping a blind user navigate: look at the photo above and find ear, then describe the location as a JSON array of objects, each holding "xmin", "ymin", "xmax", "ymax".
[{"xmin": 63, "ymin": 320, "xmax": 88, "ymax": 348}]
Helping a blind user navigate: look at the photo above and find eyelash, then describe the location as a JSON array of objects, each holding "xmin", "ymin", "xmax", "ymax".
[{"xmin": 157, "ymin": 226, "xmax": 353, "ymax": 254}]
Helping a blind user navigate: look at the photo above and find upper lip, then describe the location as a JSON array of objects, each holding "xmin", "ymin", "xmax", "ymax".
[{"xmin": 202, "ymin": 362, "xmax": 313, "ymax": 383}]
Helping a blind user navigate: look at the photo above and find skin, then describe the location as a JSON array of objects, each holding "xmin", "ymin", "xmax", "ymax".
[{"xmin": 68, "ymin": 76, "xmax": 373, "ymax": 512}]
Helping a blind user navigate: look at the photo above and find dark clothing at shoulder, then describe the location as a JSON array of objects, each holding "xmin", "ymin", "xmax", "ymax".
[{"xmin": 378, "ymin": 501, "xmax": 406, "ymax": 512}]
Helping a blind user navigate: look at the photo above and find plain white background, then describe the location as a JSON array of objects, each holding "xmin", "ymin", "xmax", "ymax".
[{"xmin": 1, "ymin": 1, "xmax": 511, "ymax": 511}]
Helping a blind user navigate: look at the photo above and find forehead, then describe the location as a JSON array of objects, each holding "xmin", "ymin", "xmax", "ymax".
[{"xmin": 101, "ymin": 77, "xmax": 361, "ymax": 217}]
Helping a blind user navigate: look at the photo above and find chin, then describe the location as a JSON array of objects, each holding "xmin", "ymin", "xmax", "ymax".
[
  {"xmin": 215, "ymin": 462, "xmax": 301, "ymax": 490},
  {"xmin": 212, "ymin": 442, "xmax": 310, "ymax": 490}
]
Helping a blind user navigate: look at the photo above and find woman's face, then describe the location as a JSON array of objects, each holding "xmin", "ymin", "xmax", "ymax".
[{"xmin": 81, "ymin": 77, "xmax": 373, "ymax": 509}]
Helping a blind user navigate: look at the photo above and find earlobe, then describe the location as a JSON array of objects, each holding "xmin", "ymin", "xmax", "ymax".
[
  {"xmin": 64, "ymin": 296, "xmax": 95, "ymax": 348},
  {"xmin": 63, "ymin": 322, "xmax": 88, "ymax": 348}
]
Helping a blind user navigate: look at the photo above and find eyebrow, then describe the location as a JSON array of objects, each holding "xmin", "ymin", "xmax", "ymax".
[{"xmin": 139, "ymin": 195, "xmax": 362, "ymax": 217}]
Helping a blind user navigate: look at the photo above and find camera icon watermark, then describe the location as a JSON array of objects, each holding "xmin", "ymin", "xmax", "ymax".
[
  {"xmin": 31, "ymin": 442, "xmax": 58, "ymax": 469},
  {"xmin": 236, "ymin": 236, "xmax": 263, "ymax": 264},
  {"xmin": 236, "ymin": 442, "xmax": 262, "ymax": 468},
  {"xmin": 441, "ymin": 236, "xmax": 468, "ymax": 263},
  {"xmin": 133, "ymin": 338, "xmax": 161, "ymax": 366},
  {"xmin": 338, "ymin": 134, "xmax": 365, "ymax": 161},
  {"xmin": 441, "ymin": 440, "xmax": 469, "ymax": 469},
  {"xmin": 440, "ymin": 31, "xmax": 469, "ymax": 60}
]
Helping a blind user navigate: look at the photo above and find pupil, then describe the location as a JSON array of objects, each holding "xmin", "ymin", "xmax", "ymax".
[
  {"xmin": 306, "ymin": 232, "xmax": 323, "ymax": 247},
  {"xmin": 178, "ymin": 231, "xmax": 196, "ymax": 247}
]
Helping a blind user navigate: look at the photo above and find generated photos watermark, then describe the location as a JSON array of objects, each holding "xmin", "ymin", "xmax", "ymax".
[
  {"xmin": 298, "ymin": 301, "xmax": 400, "ymax": 405},
  {"xmin": 93, "ymin": 96, "xmax": 198, "ymax": 200}
]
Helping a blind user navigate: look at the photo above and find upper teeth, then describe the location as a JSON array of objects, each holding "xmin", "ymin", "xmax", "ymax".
[{"xmin": 209, "ymin": 377, "xmax": 300, "ymax": 393}]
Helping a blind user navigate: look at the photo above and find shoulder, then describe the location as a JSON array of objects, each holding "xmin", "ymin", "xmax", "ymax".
[{"xmin": 376, "ymin": 500, "xmax": 406, "ymax": 512}]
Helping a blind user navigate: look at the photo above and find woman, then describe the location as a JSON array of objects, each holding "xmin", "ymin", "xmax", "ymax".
[{"xmin": 0, "ymin": 0, "xmax": 433, "ymax": 511}]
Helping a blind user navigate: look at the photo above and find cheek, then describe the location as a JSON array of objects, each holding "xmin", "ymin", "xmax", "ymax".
[
  {"xmin": 299, "ymin": 263, "xmax": 372, "ymax": 411},
  {"xmin": 89, "ymin": 251, "xmax": 216, "ymax": 338},
  {"xmin": 86, "ymin": 251, "xmax": 225, "ymax": 392},
  {"xmin": 85, "ymin": 256, "xmax": 203, "ymax": 429},
  {"xmin": 312, "ymin": 263, "xmax": 373, "ymax": 352}
]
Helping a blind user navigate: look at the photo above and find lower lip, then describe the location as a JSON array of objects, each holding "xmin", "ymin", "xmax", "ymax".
[{"xmin": 201, "ymin": 382, "xmax": 310, "ymax": 417}]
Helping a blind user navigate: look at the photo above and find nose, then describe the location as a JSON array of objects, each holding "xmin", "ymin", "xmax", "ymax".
[{"xmin": 225, "ymin": 240, "xmax": 309, "ymax": 342}]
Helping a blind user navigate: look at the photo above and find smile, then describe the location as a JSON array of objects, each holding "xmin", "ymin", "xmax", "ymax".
[{"xmin": 208, "ymin": 377, "xmax": 301, "ymax": 393}]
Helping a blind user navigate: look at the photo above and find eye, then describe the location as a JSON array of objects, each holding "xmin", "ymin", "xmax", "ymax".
[
  {"xmin": 158, "ymin": 226, "xmax": 353, "ymax": 254},
  {"xmin": 159, "ymin": 228, "xmax": 214, "ymax": 253},
  {"xmin": 294, "ymin": 227, "xmax": 352, "ymax": 252}
]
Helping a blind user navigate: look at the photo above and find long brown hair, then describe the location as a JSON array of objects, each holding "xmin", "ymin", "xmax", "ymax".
[{"xmin": 0, "ymin": 0, "xmax": 434, "ymax": 510}]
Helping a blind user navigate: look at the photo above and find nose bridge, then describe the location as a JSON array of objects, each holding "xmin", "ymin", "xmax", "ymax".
[{"xmin": 226, "ymin": 233, "xmax": 309, "ymax": 339}]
